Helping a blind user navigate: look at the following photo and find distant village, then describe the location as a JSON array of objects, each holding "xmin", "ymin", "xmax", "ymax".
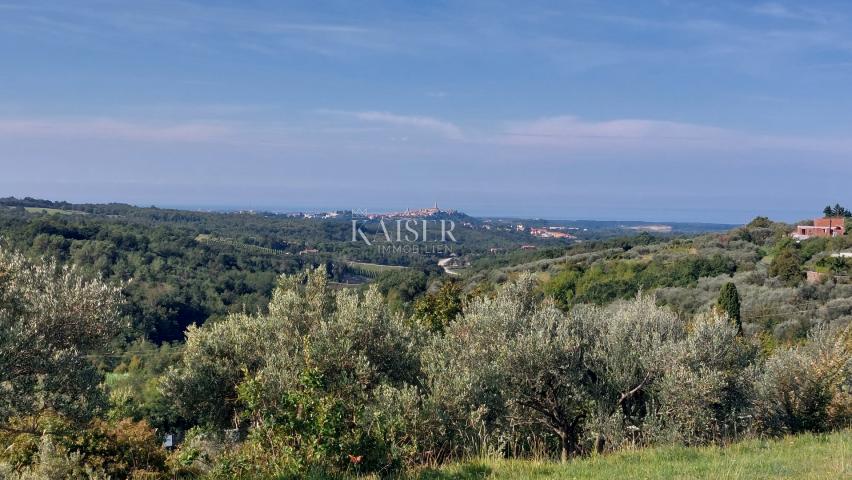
[
  {"xmin": 514, "ymin": 224, "xmax": 578, "ymax": 239},
  {"xmin": 362, "ymin": 203, "xmax": 455, "ymax": 220},
  {"xmin": 232, "ymin": 203, "xmax": 728, "ymax": 247},
  {"xmin": 262, "ymin": 203, "xmax": 455, "ymax": 220}
]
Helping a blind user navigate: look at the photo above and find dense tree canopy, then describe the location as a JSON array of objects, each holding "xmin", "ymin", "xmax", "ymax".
[{"xmin": 0, "ymin": 247, "xmax": 124, "ymax": 431}]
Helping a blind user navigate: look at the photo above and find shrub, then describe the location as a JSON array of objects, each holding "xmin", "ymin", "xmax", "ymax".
[
  {"xmin": 413, "ymin": 280, "xmax": 465, "ymax": 332},
  {"xmin": 163, "ymin": 266, "xmax": 425, "ymax": 476},
  {"xmin": 157, "ymin": 265, "xmax": 852, "ymax": 474},
  {"xmin": 752, "ymin": 324, "xmax": 852, "ymax": 434},
  {"xmin": 0, "ymin": 417, "xmax": 166, "ymax": 479},
  {"xmin": 424, "ymin": 280, "xmax": 742, "ymax": 461},
  {"xmin": 648, "ymin": 313, "xmax": 755, "ymax": 444},
  {"xmin": 0, "ymin": 435, "xmax": 94, "ymax": 480},
  {"xmin": 769, "ymin": 248, "xmax": 803, "ymax": 286},
  {"xmin": 584, "ymin": 294, "xmax": 685, "ymax": 450}
]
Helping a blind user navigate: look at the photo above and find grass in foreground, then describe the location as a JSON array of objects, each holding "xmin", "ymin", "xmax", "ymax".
[{"xmin": 409, "ymin": 430, "xmax": 850, "ymax": 480}]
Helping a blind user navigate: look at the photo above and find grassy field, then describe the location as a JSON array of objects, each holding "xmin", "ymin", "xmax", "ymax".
[
  {"xmin": 409, "ymin": 430, "xmax": 850, "ymax": 480},
  {"xmin": 346, "ymin": 261, "xmax": 408, "ymax": 274},
  {"xmin": 195, "ymin": 234, "xmax": 287, "ymax": 255},
  {"xmin": 22, "ymin": 207, "xmax": 87, "ymax": 215}
]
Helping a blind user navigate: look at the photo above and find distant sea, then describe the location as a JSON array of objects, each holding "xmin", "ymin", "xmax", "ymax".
[{"xmin": 162, "ymin": 203, "xmax": 740, "ymax": 230}]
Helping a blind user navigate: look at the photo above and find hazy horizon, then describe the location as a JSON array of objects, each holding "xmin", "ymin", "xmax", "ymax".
[{"xmin": 0, "ymin": 192, "xmax": 819, "ymax": 225}]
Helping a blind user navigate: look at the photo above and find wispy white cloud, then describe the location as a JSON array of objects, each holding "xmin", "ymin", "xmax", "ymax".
[
  {"xmin": 751, "ymin": 3, "xmax": 831, "ymax": 24},
  {"xmin": 501, "ymin": 115, "xmax": 731, "ymax": 147},
  {"xmin": 263, "ymin": 23, "xmax": 373, "ymax": 35},
  {"xmin": 0, "ymin": 1, "xmax": 391, "ymax": 56},
  {"xmin": 320, "ymin": 110, "xmax": 464, "ymax": 140},
  {"xmin": 498, "ymin": 115, "xmax": 852, "ymax": 154},
  {"xmin": 3, "ymin": 112, "xmax": 852, "ymax": 157},
  {"xmin": 0, "ymin": 118, "xmax": 231, "ymax": 142}
]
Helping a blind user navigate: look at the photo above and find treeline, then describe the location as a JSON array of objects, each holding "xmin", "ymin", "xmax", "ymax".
[
  {"xmin": 1, "ymin": 251, "xmax": 849, "ymax": 479},
  {"xmin": 543, "ymin": 253, "xmax": 737, "ymax": 308},
  {"xmin": 0, "ymin": 208, "xmax": 304, "ymax": 342},
  {"xmin": 0, "ymin": 199, "xmax": 564, "ymax": 340},
  {"xmin": 0, "ymin": 204, "xmax": 454, "ymax": 341}
]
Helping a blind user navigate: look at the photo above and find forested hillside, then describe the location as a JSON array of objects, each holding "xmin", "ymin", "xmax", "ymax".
[
  {"xmin": 0, "ymin": 197, "xmax": 728, "ymax": 342},
  {"xmin": 0, "ymin": 199, "xmax": 850, "ymax": 479},
  {"xmin": 468, "ymin": 216, "xmax": 852, "ymax": 346}
]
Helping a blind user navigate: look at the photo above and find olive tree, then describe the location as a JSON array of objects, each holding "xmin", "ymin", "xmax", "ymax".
[
  {"xmin": 159, "ymin": 311, "xmax": 274, "ymax": 428},
  {"xmin": 753, "ymin": 324, "xmax": 851, "ymax": 434},
  {"xmin": 163, "ymin": 266, "xmax": 425, "ymax": 473},
  {"xmin": 648, "ymin": 312, "xmax": 756, "ymax": 445},
  {"xmin": 0, "ymin": 247, "xmax": 124, "ymax": 432},
  {"xmin": 424, "ymin": 275, "xmax": 596, "ymax": 462},
  {"xmin": 584, "ymin": 294, "xmax": 685, "ymax": 450},
  {"xmin": 162, "ymin": 267, "xmax": 338, "ymax": 427}
]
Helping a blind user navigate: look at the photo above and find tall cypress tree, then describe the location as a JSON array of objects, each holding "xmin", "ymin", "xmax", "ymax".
[{"xmin": 717, "ymin": 282, "xmax": 742, "ymax": 335}]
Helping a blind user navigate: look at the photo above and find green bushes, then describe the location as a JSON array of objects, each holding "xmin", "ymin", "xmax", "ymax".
[
  {"xmin": 817, "ymin": 255, "xmax": 851, "ymax": 275},
  {"xmin": 643, "ymin": 313, "xmax": 755, "ymax": 445},
  {"xmin": 752, "ymin": 325, "xmax": 852, "ymax": 434},
  {"xmin": 155, "ymin": 272, "xmax": 851, "ymax": 476},
  {"xmin": 424, "ymin": 284, "xmax": 757, "ymax": 458},
  {"xmin": 424, "ymin": 275, "xmax": 593, "ymax": 461},
  {"xmin": 162, "ymin": 266, "xmax": 426, "ymax": 476},
  {"xmin": 0, "ymin": 417, "xmax": 167, "ymax": 479},
  {"xmin": 769, "ymin": 248, "xmax": 803, "ymax": 286},
  {"xmin": 542, "ymin": 255, "xmax": 737, "ymax": 308},
  {"xmin": 2, "ymin": 248, "xmax": 850, "ymax": 478},
  {"xmin": 413, "ymin": 280, "xmax": 465, "ymax": 332}
]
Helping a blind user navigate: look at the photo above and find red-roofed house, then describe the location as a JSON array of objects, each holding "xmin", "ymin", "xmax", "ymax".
[{"xmin": 793, "ymin": 217, "xmax": 846, "ymax": 239}]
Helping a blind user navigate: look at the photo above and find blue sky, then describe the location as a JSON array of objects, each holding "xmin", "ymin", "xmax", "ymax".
[{"xmin": 1, "ymin": 0, "xmax": 850, "ymax": 223}]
